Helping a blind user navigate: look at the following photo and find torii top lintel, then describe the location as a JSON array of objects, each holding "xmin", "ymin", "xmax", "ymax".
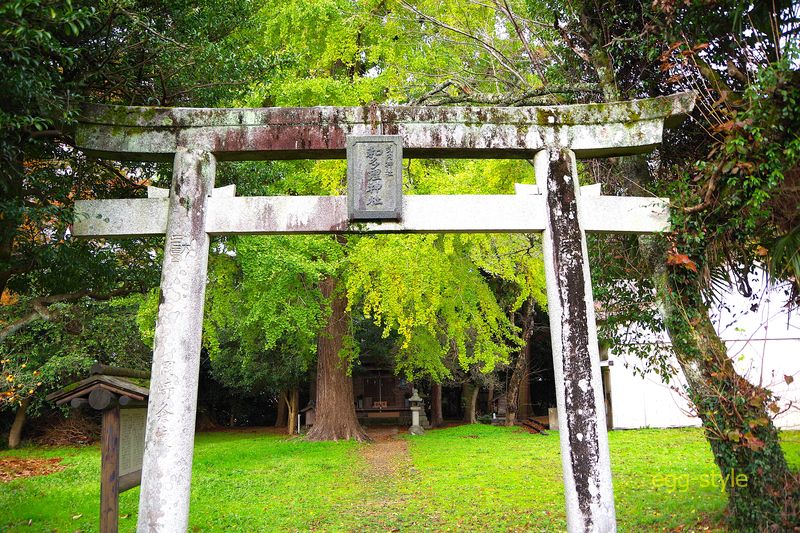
[{"xmin": 76, "ymin": 92, "xmax": 695, "ymax": 162}]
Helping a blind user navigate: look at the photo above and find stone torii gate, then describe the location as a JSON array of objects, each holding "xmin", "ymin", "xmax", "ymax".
[{"xmin": 72, "ymin": 92, "xmax": 695, "ymax": 533}]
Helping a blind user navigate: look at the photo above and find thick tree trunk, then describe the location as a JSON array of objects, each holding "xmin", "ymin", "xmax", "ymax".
[
  {"xmin": 305, "ymin": 277, "xmax": 369, "ymax": 442},
  {"xmin": 648, "ymin": 250, "xmax": 795, "ymax": 529},
  {"xmin": 430, "ymin": 382, "xmax": 444, "ymax": 427},
  {"xmin": 8, "ymin": 397, "xmax": 30, "ymax": 449},
  {"xmin": 275, "ymin": 390, "xmax": 288, "ymax": 428},
  {"xmin": 617, "ymin": 151, "xmax": 797, "ymax": 529},
  {"xmin": 505, "ymin": 356, "xmax": 525, "ymax": 427},
  {"xmin": 505, "ymin": 303, "xmax": 535, "ymax": 427},
  {"xmin": 486, "ymin": 383, "xmax": 494, "ymax": 415},
  {"xmin": 462, "ymin": 382, "xmax": 479, "ymax": 423},
  {"xmin": 629, "ymin": 145, "xmax": 795, "ymax": 528}
]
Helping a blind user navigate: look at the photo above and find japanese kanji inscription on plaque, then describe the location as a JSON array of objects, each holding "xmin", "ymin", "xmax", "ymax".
[{"xmin": 346, "ymin": 135, "xmax": 403, "ymax": 220}]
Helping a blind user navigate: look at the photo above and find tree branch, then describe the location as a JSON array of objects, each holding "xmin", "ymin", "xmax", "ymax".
[
  {"xmin": 496, "ymin": 0, "xmax": 547, "ymax": 83},
  {"xmin": 413, "ymin": 83, "xmax": 599, "ymax": 105},
  {"xmin": 401, "ymin": 1, "xmax": 530, "ymax": 88},
  {"xmin": 0, "ymin": 311, "xmax": 41, "ymax": 342},
  {"xmin": 412, "ymin": 81, "xmax": 455, "ymax": 104},
  {"xmin": 554, "ymin": 13, "xmax": 591, "ymax": 64},
  {"xmin": 27, "ymin": 129, "xmax": 64, "ymax": 139},
  {"xmin": 0, "ymin": 287, "xmax": 142, "ymax": 343},
  {"xmin": 93, "ymin": 160, "xmax": 147, "ymax": 191},
  {"xmin": 683, "ymin": 168, "xmax": 721, "ymax": 214}
]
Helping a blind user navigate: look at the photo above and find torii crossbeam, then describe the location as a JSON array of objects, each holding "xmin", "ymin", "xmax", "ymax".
[{"xmin": 73, "ymin": 92, "xmax": 695, "ymax": 533}]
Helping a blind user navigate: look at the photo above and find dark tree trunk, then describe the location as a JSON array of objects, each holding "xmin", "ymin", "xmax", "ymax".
[
  {"xmin": 8, "ymin": 397, "xmax": 30, "ymax": 449},
  {"xmin": 462, "ymin": 382, "xmax": 478, "ymax": 423},
  {"xmin": 286, "ymin": 386, "xmax": 299, "ymax": 435},
  {"xmin": 486, "ymin": 383, "xmax": 494, "ymax": 415},
  {"xmin": 430, "ymin": 382, "xmax": 444, "ymax": 427},
  {"xmin": 518, "ymin": 371, "xmax": 530, "ymax": 421},
  {"xmin": 305, "ymin": 277, "xmax": 369, "ymax": 442},
  {"xmin": 506, "ymin": 303, "xmax": 535, "ymax": 427},
  {"xmin": 275, "ymin": 390, "xmax": 288, "ymax": 428},
  {"xmin": 228, "ymin": 397, "xmax": 238, "ymax": 427},
  {"xmin": 308, "ymin": 369, "xmax": 317, "ymax": 407}
]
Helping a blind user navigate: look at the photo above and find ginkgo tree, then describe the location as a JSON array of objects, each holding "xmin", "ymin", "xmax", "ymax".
[{"xmin": 166, "ymin": 0, "xmax": 553, "ymax": 440}]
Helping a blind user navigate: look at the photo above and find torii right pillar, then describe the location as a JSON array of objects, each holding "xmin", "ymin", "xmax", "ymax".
[{"xmin": 536, "ymin": 148, "xmax": 615, "ymax": 532}]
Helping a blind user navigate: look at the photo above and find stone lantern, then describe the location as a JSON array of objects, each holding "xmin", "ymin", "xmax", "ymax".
[{"xmin": 408, "ymin": 388, "xmax": 425, "ymax": 435}]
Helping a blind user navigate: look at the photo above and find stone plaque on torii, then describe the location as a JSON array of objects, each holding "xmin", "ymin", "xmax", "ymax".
[{"xmin": 72, "ymin": 92, "xmax": 695, "ymax": 533}]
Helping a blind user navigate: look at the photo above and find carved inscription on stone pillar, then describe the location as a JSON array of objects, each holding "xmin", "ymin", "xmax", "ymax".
[
  {"xmin": 168, "ymin": 234, "xmax": 190, "ymax": 262},
  {"xmin": 346, "ymin": 135, "xmax": 403, "ymax": 220}
]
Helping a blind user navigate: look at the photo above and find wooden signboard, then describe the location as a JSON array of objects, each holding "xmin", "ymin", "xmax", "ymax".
[{"xmin": 47, "ymin": 366, "xmax": 149, "ymax": 533}]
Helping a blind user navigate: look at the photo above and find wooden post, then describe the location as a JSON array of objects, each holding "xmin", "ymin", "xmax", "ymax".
[
  {"xmin": 138, "ymin": 148, "xmax": 215, "ymax": 532},
  {"xmin": 101, "ymin": 405, "xmax": 121, "ymax": 533},
  {"xmin": 537, "ymin": 148, "xmax": 616, "ymax": 532},
  {"xmin": 119, "ymin": 469, "xmax": 143, "ymax": 492}
]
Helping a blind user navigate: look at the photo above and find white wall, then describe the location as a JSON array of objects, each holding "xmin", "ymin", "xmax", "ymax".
[
  {"xmin": 607, "ymin": 351, "xmax": 700, "ymax": 429},
  {"xmin": 606, "ymin": 275, "xmax": 800, "ymax": 430},
  {"xmin": 718, "ymin": 277, "xmax": 800, "ymax": 429}
]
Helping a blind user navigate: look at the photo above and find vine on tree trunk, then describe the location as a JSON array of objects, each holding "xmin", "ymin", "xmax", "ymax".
[{"xmin": 655, "ymin": 254, "xmax": 797, "ymax": 530}]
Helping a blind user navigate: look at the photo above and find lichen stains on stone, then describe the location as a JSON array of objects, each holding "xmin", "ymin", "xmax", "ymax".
[
  {"xmin": 74, "ymin": 93, "xmax": 695, "ymax": 161},
  {"xmin": 79, "ymin": 93, "xmax": 694, "ymax": 127},
  {"xmin": 173, "ymin": 173, "xmax": 183, "ymax": 198}
]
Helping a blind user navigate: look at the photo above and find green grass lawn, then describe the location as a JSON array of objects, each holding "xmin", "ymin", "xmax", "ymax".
[{"xmin": 1, "ymin": 426, "xmax": 798, "ymax": 532}]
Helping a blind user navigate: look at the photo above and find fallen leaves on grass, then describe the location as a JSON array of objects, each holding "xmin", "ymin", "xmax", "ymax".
[{"xmin": 0, "ymin": 457, "xmax": 64, "ymax": 482}]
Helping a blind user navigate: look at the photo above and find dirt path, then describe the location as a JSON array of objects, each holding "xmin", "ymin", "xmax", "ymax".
[
  {"xmin": 334, "ymin": 427, "xmax": 416, "ymax": 531},
  {"xmin": 360, "ymin": 427, "xmax": 412, "ymax": 479}
]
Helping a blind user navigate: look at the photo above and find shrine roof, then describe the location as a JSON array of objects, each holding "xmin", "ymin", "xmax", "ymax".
[{"xmin": 46, "ymin": 375, "xmax": 150, "ymax": 405}]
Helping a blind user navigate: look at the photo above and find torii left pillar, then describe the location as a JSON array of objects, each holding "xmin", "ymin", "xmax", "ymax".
[{"xmin": 137, "ymin": 148, "xmax": 215, "ymax": 532}]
